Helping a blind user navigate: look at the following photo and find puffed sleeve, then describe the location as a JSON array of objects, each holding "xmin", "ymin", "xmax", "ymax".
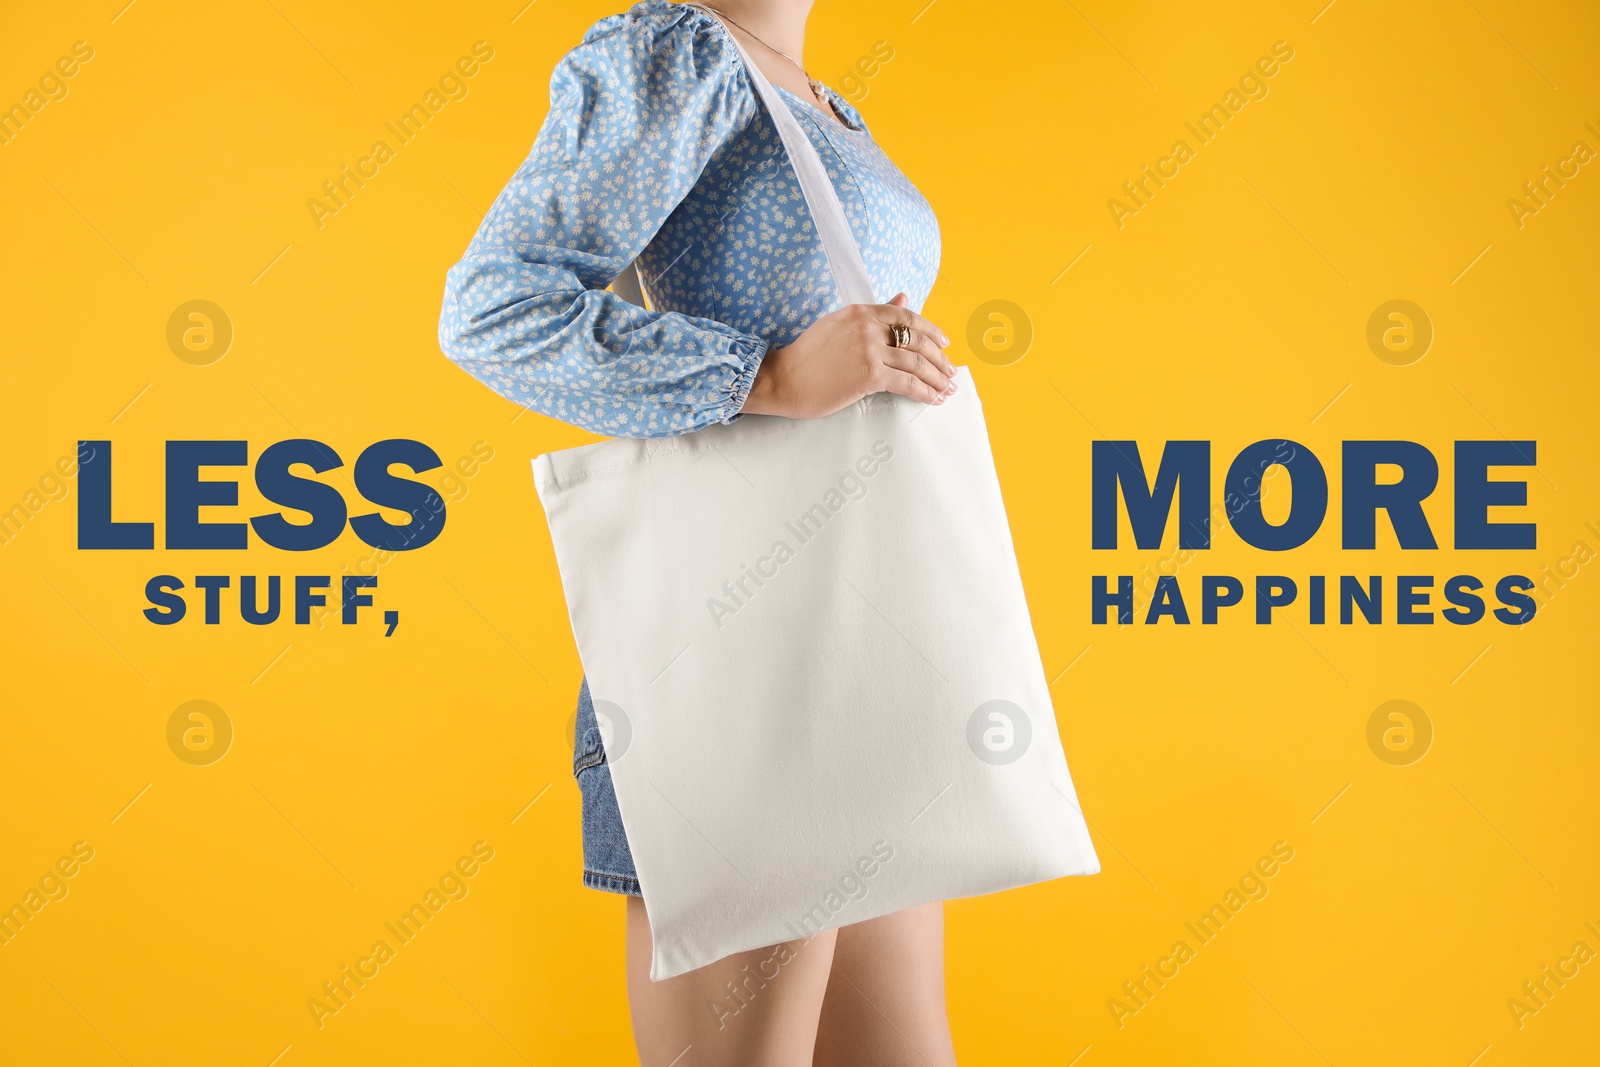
[{"xmin": 438, "ymin": 1, "xmax": 766, "ymax": 439}]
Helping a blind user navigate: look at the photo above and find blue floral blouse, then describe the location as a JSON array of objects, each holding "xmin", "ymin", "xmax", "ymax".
[{"xmin": 438, "ymin": 0, "xmax": 940, "ymax": 439}]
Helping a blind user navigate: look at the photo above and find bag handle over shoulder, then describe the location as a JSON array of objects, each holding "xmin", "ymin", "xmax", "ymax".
[{"xmin": 688, "ymin": 3, "xmax": 878, "ymax": 308}]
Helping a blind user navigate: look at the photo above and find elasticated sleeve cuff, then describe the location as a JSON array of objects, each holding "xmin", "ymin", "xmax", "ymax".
[{"xmin": 717, "ymin": 336, "xmax": 770, "ymax": 425}]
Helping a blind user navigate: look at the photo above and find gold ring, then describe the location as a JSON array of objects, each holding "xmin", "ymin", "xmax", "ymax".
[{"xmin": 890, "ymin": 323, "xmax": 913, "ymax": 349}]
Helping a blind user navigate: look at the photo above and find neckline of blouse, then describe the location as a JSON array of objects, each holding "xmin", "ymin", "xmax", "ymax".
[{"xmin": 770, "ymin": 82, "xmax": 869, "ymax": 136}]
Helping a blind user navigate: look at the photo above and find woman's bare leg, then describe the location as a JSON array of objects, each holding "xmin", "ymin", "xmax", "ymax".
[
  {"xmin": 627, "ymin": 896, "xmax": 839, "ymax": 1067},
  {"xmin": 811, "ymin": 903, "xmax": 956, "ymax": 1067}
]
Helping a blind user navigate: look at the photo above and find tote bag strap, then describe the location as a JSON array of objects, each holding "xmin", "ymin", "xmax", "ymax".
[{"xmin": 688, "ymin": 4, "xmax": 878, "ymax": 308}]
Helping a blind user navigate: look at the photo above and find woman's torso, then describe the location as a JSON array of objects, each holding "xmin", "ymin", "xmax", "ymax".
[
  {"xmin": 603, "ymin": 3, "xmax": 941, "ymax": 346},
  {"xmin": 438, "ymin": 1, "xmax": 942, "ymax": 439}
]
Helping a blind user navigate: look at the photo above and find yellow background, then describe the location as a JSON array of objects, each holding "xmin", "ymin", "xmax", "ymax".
[{"xmin": 2, "ymin": 0, "xmax": 1597, "ymax": 1063}]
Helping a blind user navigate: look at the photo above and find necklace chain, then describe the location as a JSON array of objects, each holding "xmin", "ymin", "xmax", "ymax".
[{"xmin": 704, "ymin": 6, "xmax": 826, "ymax": 99}]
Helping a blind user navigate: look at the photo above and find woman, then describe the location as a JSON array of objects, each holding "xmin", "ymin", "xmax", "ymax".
[{"xmin": 440, "ymin": 2, "xmax": 957, "ymax": 1062}]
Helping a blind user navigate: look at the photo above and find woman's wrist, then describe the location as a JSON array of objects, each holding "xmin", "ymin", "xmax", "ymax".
[{"xmin": 741, "ymin": 346, "xmax": 786, "ymax": 416}]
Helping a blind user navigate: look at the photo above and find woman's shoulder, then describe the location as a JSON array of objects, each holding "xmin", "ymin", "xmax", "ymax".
[
  {"xmin": 574, "ymin": 1, "xmax": 734, "ymax": 77},
  {"xmin": 542, "ymin": 3, "xmax": 756, "ymax": 154}
]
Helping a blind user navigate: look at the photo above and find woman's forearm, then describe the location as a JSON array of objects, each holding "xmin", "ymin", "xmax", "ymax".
[{"xmin": 439, "ymin": 254, "xmax": 769, "ymax": 438}]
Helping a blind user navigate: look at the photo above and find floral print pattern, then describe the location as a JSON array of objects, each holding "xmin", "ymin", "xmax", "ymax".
[{"xmin": 438, "ymin": 0, "xmax": 940, "ymax": 438}]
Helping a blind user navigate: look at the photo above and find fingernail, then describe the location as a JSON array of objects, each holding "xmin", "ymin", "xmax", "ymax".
[{"xmin": 938, "ymin": 334, "xmax": 950, "ymax": 347}]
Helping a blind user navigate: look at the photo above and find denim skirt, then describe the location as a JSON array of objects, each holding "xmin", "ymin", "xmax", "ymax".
[{"xmin": 573, "ymin": 678, "xmax": 642, "ymax": 896}]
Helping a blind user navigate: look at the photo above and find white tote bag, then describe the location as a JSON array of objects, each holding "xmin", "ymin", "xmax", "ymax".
[{"xmin": 535, "ymin": 9, "xmax": 1098, "ymax": 980}]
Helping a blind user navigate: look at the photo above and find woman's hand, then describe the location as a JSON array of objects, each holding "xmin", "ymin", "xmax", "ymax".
[{"xmin": 740, "ymin": 293, "xmax": 958, "ymax": 419}]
